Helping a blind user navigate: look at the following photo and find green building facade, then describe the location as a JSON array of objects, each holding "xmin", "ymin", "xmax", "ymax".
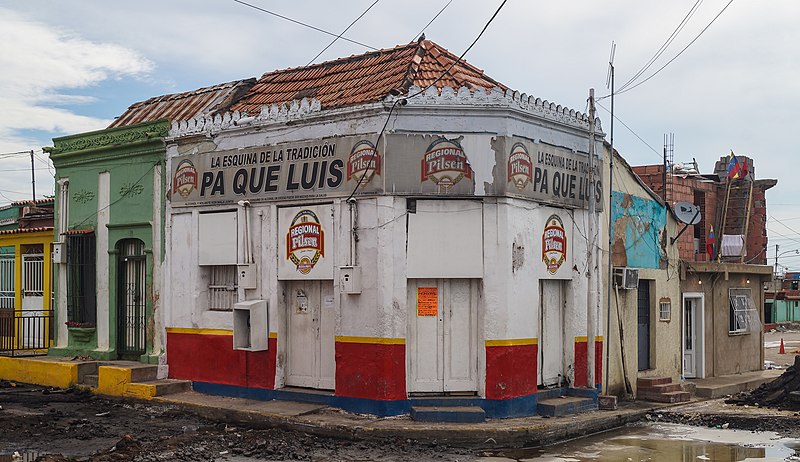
[{"xmin": 45, "ymin": 120, "xmax": 169, "ymax": 363}]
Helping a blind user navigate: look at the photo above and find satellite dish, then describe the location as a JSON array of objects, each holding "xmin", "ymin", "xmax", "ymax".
[{"xmin": 675, "ymin": 202, "xmax": 701, "ymax": 225}]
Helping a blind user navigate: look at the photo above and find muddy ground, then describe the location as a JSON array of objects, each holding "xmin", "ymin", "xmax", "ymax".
[
  {"xmin": 646, "ymin": 398, "xmax": 800, "ymax": 439},
  {"xmin": 0, "ymin": 382, "xmax": 472, "ymax": 462},
  {"xmin": 2, "ymin": 381, "xmax": 799, "ymax": 462}
]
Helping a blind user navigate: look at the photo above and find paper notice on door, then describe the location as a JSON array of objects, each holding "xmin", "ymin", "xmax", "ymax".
[{"xmin": 417, "ymin": 287, "xmax": 438, "ymax": 316}]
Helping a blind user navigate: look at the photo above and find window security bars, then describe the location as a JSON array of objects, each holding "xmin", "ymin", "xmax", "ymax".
[
  {"xmin": 0, "ymin": 255, "xmax": 13, "ymax": 310},
  {"xmin": 66, "ymin": 234, "xmax": 96, "ymax": 325},
  {"xmin": 209, "ymin": 265, "xmax": 237, "ymax": 311}
]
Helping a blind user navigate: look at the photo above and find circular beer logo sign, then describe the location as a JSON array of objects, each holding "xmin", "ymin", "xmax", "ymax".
[
  {"xmin": 172, "ymin": 159, "xmax": 197, "ymax": 198},
  {"xmin": 421, "ymin": 137, "xmax": 473, "ymax": 191},
  {"xmin": 508, "ymin": 143, "xmax": 532, "ymax": 191},
  {"xmin": 347, "ymin": 140, "xmax": 381, "ymax": 187},
  {"xmin": 287, "ymin": 209, "xmax": 325, "ymax": 274},
  {"xmin": 542, "ymin": 214, "xmax": 567, "ymax": 275}
]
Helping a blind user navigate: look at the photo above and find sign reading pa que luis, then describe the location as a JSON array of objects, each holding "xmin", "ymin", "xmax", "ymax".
[{"xmin": 170, "ymin": 134, "xmax": 602, "ymax": 210}]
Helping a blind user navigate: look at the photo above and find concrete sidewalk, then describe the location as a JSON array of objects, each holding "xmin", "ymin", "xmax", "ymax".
[
  {"xmin": 685, "ymin": 370, "xmax": 782, "ymax": 398},
  {"xmin": 153, "ymin": 390, "xmax": 662, "ymax": 448}
]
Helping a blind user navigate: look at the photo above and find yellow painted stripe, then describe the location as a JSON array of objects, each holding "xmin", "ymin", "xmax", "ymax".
[
  {"xmin": 485, "ymin": 338, "xmax": 538, "ymax": 347},
  {"xmin": 166, "ymin": 327, "xmax": 232, "ymax": 336},
  {"xmin": 269, "ymin": 332, "xmax": 278, "ymax": 339},
  {"xmin": 595, "ymin": 336, "xmax": 603, "ymax": 342},
  {"xmin": 574, "ymin": 336, "xmax": 588, "ymax": 343},
  {"xmin": 335, "ymin": 336, "xmax": 405, "ymax": 345}
]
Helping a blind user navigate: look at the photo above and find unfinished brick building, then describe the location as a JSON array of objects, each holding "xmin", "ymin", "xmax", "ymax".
[{"xmin": 632, "ymin": 155, "xmax": 775, "ymax": 264}]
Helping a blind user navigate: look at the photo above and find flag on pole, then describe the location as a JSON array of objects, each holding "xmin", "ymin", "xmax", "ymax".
[
  {"xmin": 707, "ymin": 225, "xmax": 715, "ymax": 258},
  {"xmin": 726, "ymin": 150, "xmax": 747, "ymax": 180}
]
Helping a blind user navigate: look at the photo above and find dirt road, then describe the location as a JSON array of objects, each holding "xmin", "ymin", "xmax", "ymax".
[{"xmin": 0, "ymin": 382, "xmax": 472, "ymax": 461}]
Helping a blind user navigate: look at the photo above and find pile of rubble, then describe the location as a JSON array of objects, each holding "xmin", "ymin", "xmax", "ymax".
[{"xmin": 726, "ymin": 355, "xmax": 800, "ymax": 410}]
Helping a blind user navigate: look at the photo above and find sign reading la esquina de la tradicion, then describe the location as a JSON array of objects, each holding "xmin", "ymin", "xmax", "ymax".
[{"xmin": 170, "ymin": 134, "xmax": 602, "ymax": 209}]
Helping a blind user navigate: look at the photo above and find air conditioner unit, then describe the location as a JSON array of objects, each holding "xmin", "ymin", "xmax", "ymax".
[{"xmin": 613, "ymin": 267, "xmax": 639, "ymax": 290}]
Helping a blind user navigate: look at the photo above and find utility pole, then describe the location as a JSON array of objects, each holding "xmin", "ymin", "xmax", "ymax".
[
  {"xmin": 775, "ymin": 244, "xmax": 779, "ymax": 276},
  {"xmin": 30, "ymin": 150, "xmax": 36, "ymax": 201},
  {"xmin": 587, "ymin": 89, "xmax": 597, "ymax": 388}
]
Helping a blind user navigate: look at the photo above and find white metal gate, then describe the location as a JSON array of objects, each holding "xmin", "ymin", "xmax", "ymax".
[
  {"xmin": 21, "ymin": 253, "xmax": 45, "ymax": 348},
  {"xmin": 0, "ymin": 255, "xmax": 14, "ymax": 310},
  {"xmin": 408, "ymin": 279, "xmax": 478, "ymax": 394}
]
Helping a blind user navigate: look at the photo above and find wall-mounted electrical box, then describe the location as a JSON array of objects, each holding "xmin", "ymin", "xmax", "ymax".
[
  {"xmin": 238, "ymin": 264, "xmax": 256, "ymax": 289},
  {"xmin": 52, "ymin": 242, "xmax": 66, "ymax": 264},
  {"xmin": 339, "ymin": 266, "xmax": 362, "ymax": 294},
  {"xmin": 233, "ymin": 299, "xmax": 268, "ymax": 351}
]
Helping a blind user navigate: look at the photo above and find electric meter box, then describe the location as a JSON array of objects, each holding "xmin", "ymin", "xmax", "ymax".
[
  {"xmin": 233, "ymin": 299, "xmax": 268, "ymax": 351},
  {"xmin": 339, "ymin": 266, "xmax": 362, "ymax": 294}
]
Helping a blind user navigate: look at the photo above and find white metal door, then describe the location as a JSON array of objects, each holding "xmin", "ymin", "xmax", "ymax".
[
  {"xmin": 539, "ymin": 280, "xmax": 564, "ymax": 387},
  {"xmin": 683, "ymin": 298, "xmax": 697, "ymax": 378},
  {"xmin": 409, "ymin": 279, "xmax": 477, "ymax": 393},
  {"xmin": 286, "ymin": 280, "xmax": 335, "ymax": 390}
]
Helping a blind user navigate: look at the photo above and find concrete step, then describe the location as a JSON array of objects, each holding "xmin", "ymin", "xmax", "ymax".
[
  {"xmin": 410, "ymin": 406, "xmax": 485, "ymax": 423},
  {"xmin": 537, "ymin": 396, "xmax": 597, "ymax": 417},
  {"xmin": 80, "ymin": 374, "xmax": 98, "ymax": 388},
  {"xmin": 124, "ymin": 379, "xmax": 192, "ymax": 399},
  {"xmin": 638, "ymin": 390, "xmax": 690, "ymax": 403},
  {"xmin": 638, "ymin": 383, "xmax": 683, "ymax": 394},
  {"xmin": 637, "ymin": 377, "xmax": 673, "ymax": 387}
]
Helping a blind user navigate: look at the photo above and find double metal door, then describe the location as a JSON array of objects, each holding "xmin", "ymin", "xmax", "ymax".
[{"xmin": 408, "ymin": 279, "xmax": 478, "ymax": 394}]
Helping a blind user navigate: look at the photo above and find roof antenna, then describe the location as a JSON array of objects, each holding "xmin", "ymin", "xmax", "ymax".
[{"xmin": 418, "ymin": 33, "xmax": 426, "ymax": 42}]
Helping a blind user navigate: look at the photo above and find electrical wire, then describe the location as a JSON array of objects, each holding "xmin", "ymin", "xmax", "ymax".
[
  {"xmin": 617, "ymin": 0, "xmax": 704, "ymax": 93},
  {"xmin": 306, "ymin": 0, "xmax": 382, "ymax": 66},
  {"xmin": 596, "ymin": 102, "xmax": 662, "ymax": 161},
  {"xmin": 345, "ymin": 0, "xmax": 509, "ymax": 201},
  {"xmin": 413, "ymin": 0, "xmax": 454, "ymax": 41},
  {"xmin": 616, "ymin": 0, "xmax": 734, "ymax": 96},
  {"xmin": 769, "ymin": 215, "xmax": 800, "ymax": 237},
  {"xmin": 231, "ymin": 0, "xmax": 377, "ymax": 50}
]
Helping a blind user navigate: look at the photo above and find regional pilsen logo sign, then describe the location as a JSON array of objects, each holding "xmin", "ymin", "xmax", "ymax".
[
  {"xmin": 172, "ymin": 159, "xmax": 197, "ymax": 198},
  {"xmin": 508, "ymin": 142, "xmax": 532, "ymax": 191},
  {"xmin": 542, "ymin": 214, "xmax": 567, "ymax": 274},
  {"xmin": 347, "ymin": 140, "xmax": 380, "ymax": 187},
  {"xmin": 287, "ymin": 209, "xmax": 325, "ymax": 274},
  {"xmin": 421, "ymin": 137, "xmax": 473, "ymax": 191}
]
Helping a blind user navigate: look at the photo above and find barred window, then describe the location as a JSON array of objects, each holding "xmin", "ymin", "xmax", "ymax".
[
  {"xmin": 659, "ymin": 301, "xmax": 671, "ymax": 322},
  {"xmin": 66, "ymin": 233, "xmax": 96, "ymax": 325},
  {"xmin": 729, "ymin": 288, "xmax": 758, "ymax": 334},
  {"xmin": 208, "ymin": 265, "xmax": 237, "ymax": 311}
]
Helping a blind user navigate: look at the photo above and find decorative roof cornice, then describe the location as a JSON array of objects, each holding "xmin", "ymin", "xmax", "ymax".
[
  {"xmin": 169, "ymin": 86, "xmax": 600, "ymax": 138},
  {"xmin": 396, "ymin": 85, "xmax": 598, "ymax": 132},
  {"xmin": 47, "ymin": 120, "xmax": 170, "ymax": 157}
]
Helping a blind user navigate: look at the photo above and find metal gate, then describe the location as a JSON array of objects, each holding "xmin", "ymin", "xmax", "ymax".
[
  {"xmin": 117, "ymin": 239, "xmax": 146, "ymax": 358},
  {"xmin": 0, "ymin": 255, "xmax": 14, "ymax": 310}
]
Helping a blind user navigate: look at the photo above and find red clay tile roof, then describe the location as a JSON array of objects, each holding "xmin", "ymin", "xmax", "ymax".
[
  {"xmin": 11, "ymin": 198, "xmax": 54, "ymax": 207},
  {"xmin": 0, "ymin": 227, "xmax": 54, "ymax": 236},
  {"xmin": 109, "ymin": 79, "xmax": 256, "ymax": 128},
  {"xmin": 61, "ymin": 229, "xmax": 94, "ymax": 235},
  {"xmin": 231, "ymin": 39, "xmax": 508, "ymax": 114}
]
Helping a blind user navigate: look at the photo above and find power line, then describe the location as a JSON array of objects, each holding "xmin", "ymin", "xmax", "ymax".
[
  {"xmin": 346, "ymin": 0, "xmax": 509, "ymax": 201},
  {"xmin": 770, "ymin": 216, "xmax": 800, "ymax": 237},
  {"xmin": 616, "ymin": 0, "xmax": 734, "ymax": 96},
  {"xmin": 231, "ymin": 0, "xmax": 377, "ymax": 51},
  {"xmin": 596, "ymin": 102, "xmax": 662, "ymax": 160},
  {"xmin": 306, "ymin": 0, "xmax": 382, "ymax": 66},
  {"xmin": 618, "ymin": 0, "xmax": 703, "ymax": 93},
  {"xmin": 413, "ymin": 0, "xmax": 454, "ymax": 41}
]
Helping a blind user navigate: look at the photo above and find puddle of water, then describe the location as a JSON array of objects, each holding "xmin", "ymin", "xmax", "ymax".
[{"xmin": 482, "ymin": 423, "xmax": 800, "ymax": 462}]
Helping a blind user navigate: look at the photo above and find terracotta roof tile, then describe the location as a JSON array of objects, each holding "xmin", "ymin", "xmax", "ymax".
[
  {"xmin": 109, "ymin": 79, "xmax": 256, "ymax": 128},
  {"xmin": 231, "ymin": 39, "xmax": 507, "ymax": 114},
  {"xmin": 0, "ymin": 227, "xmax": 54, "ymax": 236}
]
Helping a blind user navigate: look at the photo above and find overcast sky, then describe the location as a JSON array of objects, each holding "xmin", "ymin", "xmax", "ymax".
[{"xmin": 1, "ymin": 1, "xmax": 798, "ymax": 267}]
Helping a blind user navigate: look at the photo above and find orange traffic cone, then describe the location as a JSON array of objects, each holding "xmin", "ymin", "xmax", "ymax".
[{"xmin": 779, "ymin": 338, "xmax": 786, "ymax": 354}]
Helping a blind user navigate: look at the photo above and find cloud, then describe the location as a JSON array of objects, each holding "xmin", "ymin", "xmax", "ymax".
[{"xmin": 0, "ymin": 8, "xmax": 153, "ymax": 136}]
